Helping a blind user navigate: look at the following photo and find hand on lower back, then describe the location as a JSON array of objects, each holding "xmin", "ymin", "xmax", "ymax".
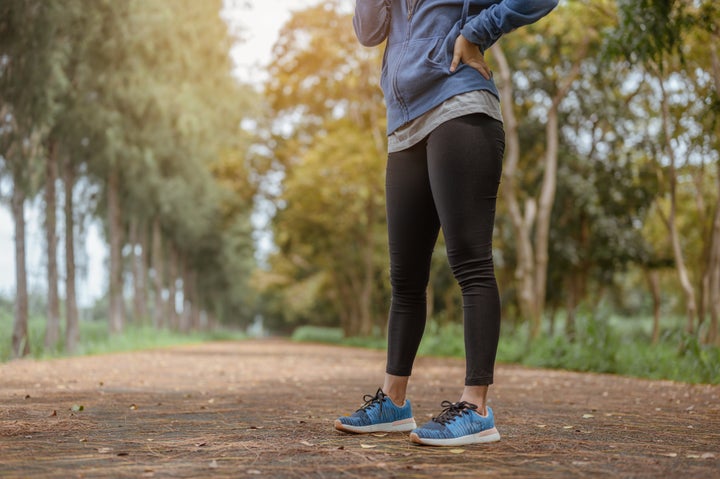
[{"xmin": 450, "ymin": 34, "xmax": 491, "ymax": 80}]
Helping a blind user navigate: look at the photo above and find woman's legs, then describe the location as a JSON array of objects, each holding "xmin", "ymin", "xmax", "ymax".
[
  {"xmin": 426, "ymin": 113, "xmax": 505, "ymax": 411},
  {"xmin": 384, "ymin": 141, "xmax": 440, "ymax": 404},
  {"xmin": 384, "ymin": 113, "xmax": 504, "ymax": 411}
]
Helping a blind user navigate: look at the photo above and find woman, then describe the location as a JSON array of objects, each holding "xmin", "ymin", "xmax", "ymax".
[{"xmin": 334, "ymin": 0, "xmax": 558, "ymax": 446}]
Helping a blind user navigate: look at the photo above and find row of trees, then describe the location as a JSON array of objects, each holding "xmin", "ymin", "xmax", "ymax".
[
  {"xmin": 1, "ymin": 0, "xmax": 260, "ymax": 357},
  {"xmin": 2, "ymin": 0, "xmax": 718, "ymax": 360},
  {"xmin": 256, "ymin": 0, "xmax": 720, "ymax": 345}
]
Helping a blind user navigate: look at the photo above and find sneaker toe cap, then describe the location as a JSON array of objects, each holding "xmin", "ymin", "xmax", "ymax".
[
  {"xmin": 337, "ymin": 412, "xmax": 369, "ymax": 427},
  {"xmin": 412, "ymin": 421, "xmax": 449, "ymax": 439}
]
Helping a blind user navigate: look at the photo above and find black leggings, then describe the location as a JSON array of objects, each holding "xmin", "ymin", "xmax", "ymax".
[{"xmin": 385, "ymin": 113, "xmax": 504, "ymax": 386}]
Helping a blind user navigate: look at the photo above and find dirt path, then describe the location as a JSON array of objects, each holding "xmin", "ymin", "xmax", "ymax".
[{"xmin": 1, "ymin": 339, "xmax": 718, "ymax": 478}]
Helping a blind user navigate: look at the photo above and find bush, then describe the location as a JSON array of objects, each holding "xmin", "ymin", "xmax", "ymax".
[
  {"xmin": 0, "ymin": 313, "xmax": 246, "ymax": 362},
  {"xmin": 289, "ymin": 315, "xmax": 720, "ymax": 385},
  {"xmin": 291, "ymin": 325, "xmax": 344, "ymax": 343}
]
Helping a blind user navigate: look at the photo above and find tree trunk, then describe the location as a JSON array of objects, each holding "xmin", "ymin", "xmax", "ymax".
[
  {"xmin": 492, "ymin": 44, "xmax": 538, "ymax": 329},
  {"xmin": 656, "ymin": 72, "xmax": 698, "ymax": 334},
  {"xmin": 180, "ymin": 261, "xmax": 193, "ymax": 329},
  {"xmin": 645, "ymin": 269, "xmax": 662, "ymax": 345},
  {"xmin": 11, "ymin": 180, "xmax": 30, "ymax": 358},
  {"xmin": 108, "ymin": 166, "xmax": 124, "ymax": 334},
  {"xmin": 167, "ymin": 244, "xmax": 178, "ymax": 330},
  {"xmin": 336, "ymin": 275, "xmax": 359, "ymax": 336},
  {"xmin": 151, "ymin": 216, "xmax": 165, "ymax": 329},
  {"xmin": 492, "ymin": 40, "xmax": 587, "ymax": 339},
  {"xmin": 184, "ymin": 268, "xmax": 200, "ymax": 332},
  {"xmin": 44, "ymin": 141, "xmax": 61, "ymax": 350},
  {"xmin": 359, "ymin": 202, "xmax": 376, "ymax": 337},
  {"xmin": 564, "ymin": 275, "xmax": 578, "ymax": 340},
  {"xmin": 130, "ymin": 219, "xmax": 148, "ymax": 323},
  {"xmin": 64, "ymin": 159, "xmax": 79, "ymax": 353},
  {"xmin": 533, "ymin": 98, "xmax": 562, "ymax": 335},
  {"xmin": 705, "ymin": 163, "xmax": 720, "ymax": 345},
  {"xmin": 548, "ymin": 302, "xmax": 557, "ymax": 337}
]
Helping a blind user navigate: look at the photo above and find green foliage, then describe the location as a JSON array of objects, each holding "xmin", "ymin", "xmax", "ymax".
[
  {"xmin": 261, "ymin": 2, "xmax": 389, "ymax": 336},
  {"xmin": 0, "ymin": 312, "xmax": 246, "ymax": 363},
  {"xmin": 290, "ymin": 325, "xmax": 387, "ymax": 350},
  {"xmin": 291, "ymin": 325, "xmax": 345, "ymax": 344},
  {"xmin": 611, "ymin": 0, "xmax": 687, "ymax": 66},
  {"xmin": 289, "ymin": 315, "xmax": 719, "ymax": 385},
  {"xmin": 499, "ymin": 316, "xmax": 621, "ymax": 374},
  {"xmin": 417, "ymin": 322, "xmax": 466, "ymax": 359}
]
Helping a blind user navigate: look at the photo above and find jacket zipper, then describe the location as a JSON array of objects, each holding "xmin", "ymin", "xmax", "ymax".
[
  {"xmin": 396, "ymin": 0, "xmax": 422, "ymax": 121},
  {"xmin": 406, "ymin": 0, "xmax": 416, "ymax": 20}
]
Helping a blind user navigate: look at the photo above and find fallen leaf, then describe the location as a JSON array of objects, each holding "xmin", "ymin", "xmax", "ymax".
[
  {"xmin": 117, "ymin": 452, "xmax": 129, "ymax": 457},
  {"xmin": 49, "ymin": 410, "xmax": 57, "ymax": 417},
  {"xmin": 71, "ymin": 404, "xmax": 84, "ymax": 412},
  {"xmin": 195, "ymin": 442, "xmax": 208, "ymax": 447},
  {"xmin": 535, "ymin": 424, "xmax": 546, "ymax": 428},
  {"xmin": 701, "ymin": 453, "xmax": 716, "ymax": 459},
  {"xmin": 449, "ymin": 449, "xmax": 465, "ymax": 454},
  {"xmin": 79, "ymin": 438, "xmax": 87, "ymax": 443},
  {"xmin": 24, "ymin": 395, "xmax": 31, "ymax": 399},
  {"xmin": 247, "ymin": 470, "xmax": 261, "ymax": 475},
  {"xmin": 209, "ymin": 460, "xmax": 218, "ymax": 468},
  {"xmin": 97, "ymin": 447, "xmax": 112, "ymax": 454},
  {"xmin": 129, "ymin": 404, "xmax": 138, "ymax": 410},
  {"xmin": 582, "ymin": 414, "xmax": 594, "ymax": 419},
  {"xmin": 299, "ymin": 441, "xmax": 314, "ymax": 447},
  {"xmin": 563, "ymin": 426, "xmax": 573, "ymax": 429},
  {"xmin": 360, "ymin": 444, "xmax": 377, "ymax": 449},
  {"xmin": 249, "ymin": 426, "xmax": 264, "ymax": 430},
  {"xmin": 372, "ymin": 433, "xmax": 388, "ymax": 437},
  {"xmin": 660, "ymin": 453, "xmax": 678, "ymax": 458}
]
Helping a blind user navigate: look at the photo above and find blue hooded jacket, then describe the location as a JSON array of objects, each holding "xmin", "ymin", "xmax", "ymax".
[{"xmin": 353, "ymin": 0, "xmax": 558, "ymax": 134}]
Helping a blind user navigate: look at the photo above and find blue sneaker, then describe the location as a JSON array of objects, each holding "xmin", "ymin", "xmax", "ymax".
[
  {"xmin": 334, "ymin": 388, "xmax": 417, "ymax": 434},
  {"xmin": 410, "ymin": 401, "xmax": 501, "ymax": 446}
]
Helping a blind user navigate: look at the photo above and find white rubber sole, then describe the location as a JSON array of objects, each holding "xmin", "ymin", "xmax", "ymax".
[
  {"xmin": 334, "ymin": 417, "xmax": 417, "ymax": 434},
  {"xmin": 409, "ymin": 427, "xmax": 501, "ymax": 446}
]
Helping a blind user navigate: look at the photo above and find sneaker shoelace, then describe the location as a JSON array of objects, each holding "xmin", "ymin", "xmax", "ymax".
[
  {"xmin": 357, "ymin": 388, "xmax": 387, "ymax": 414},
  {"xmin": 432, "ymin": 400, "xmax": 478, "ymax": 425}
]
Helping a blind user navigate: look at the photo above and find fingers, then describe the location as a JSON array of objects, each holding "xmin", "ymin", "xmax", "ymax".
[
  {"xmin": 468, "ymin": 59, "xmax": 492, "ymax": 80},
  {"xmin": 450, "ymin": 50, "xmax": 461, "ymax": 73},
  {"xmin": 450, "ymin": 35, "xmax": 464, "ymax": 73},
  {"xmin": 450, "ymin": 35, "xmax": 492, "ymax": 79}
]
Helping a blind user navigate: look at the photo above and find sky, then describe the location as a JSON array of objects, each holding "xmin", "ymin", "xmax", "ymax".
[{"xmin": 0, "ymin": 0, "xmax": 321, "ymax": 304}]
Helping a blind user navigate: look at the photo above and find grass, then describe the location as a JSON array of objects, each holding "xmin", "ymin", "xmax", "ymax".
[
  {"xmin": 0, "ymin": 312, "xmax": 246, "ymax": 363},
  {"xmin": 291, "ymin": 315, "xmax": 720, "ymax": 385},
  {"xmin": 4, "ymin": 310, "xmax": 718, "ymax": 385}
]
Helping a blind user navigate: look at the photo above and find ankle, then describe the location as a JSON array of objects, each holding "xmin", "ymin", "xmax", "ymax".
[
  {"xmin": 460, "ymin": 385, "xmax": 489, "ymax": 414},
  {"xmin": 382, "ymin": 374, "xmax": 410, "ymax": 407},
  {"xmin": 384, "ymin": 390, "xmax": 406, "ymax": 407}
]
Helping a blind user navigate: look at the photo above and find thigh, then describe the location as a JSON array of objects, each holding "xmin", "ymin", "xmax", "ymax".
[
  {"xmin": 386, "ymin": 142, "xmax": 441, "ymax": 290},
  {"xmin": 426, "ymin": 114, "xmax": 505, "ymax": 260}
]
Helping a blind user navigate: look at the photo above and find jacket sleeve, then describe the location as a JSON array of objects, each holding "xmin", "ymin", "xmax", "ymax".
[
  {"xmin": 353, "ymin": 0, "xmax": 392, "ymax": 47},
  {"xmin": 461, "ymin": 0, "xmax": 559, "ymax": 50}
]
